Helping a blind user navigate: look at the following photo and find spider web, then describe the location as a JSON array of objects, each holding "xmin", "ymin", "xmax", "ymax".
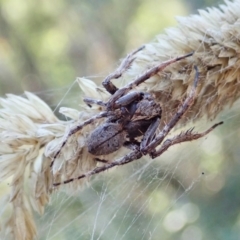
[{"xmin": 34, "ymin": 74, "xmax": 240, "ymax": 240}]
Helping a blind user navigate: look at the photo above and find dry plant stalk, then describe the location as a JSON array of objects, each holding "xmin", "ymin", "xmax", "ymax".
[{"xmin": 0, "ymin": 0, "xmax": 240, "ymax": 239}]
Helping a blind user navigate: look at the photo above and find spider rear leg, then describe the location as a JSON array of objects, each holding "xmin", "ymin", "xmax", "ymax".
[
  {"xmin": 53, "ymin": 150, "xmax": 143, "ymax": 186},
  {"xmin": 150, "ymin": 121, "xmax": 223, "ymax": 158}
]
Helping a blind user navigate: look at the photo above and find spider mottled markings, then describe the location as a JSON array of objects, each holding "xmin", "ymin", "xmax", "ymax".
[{"xmin": 51, "ymin": 47, "xmax": 223, "ymax": 186}]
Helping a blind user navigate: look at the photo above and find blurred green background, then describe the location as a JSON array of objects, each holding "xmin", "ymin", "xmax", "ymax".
[
  {"xmin": 0, "ymin": 0, "xmax": 224, "ymax": 108},
  {"xmin": 2, "ymin": 0, "xmax": 240, "ymax": 240}
]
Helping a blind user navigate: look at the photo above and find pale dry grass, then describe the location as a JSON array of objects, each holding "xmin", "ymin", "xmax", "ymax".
[{"xmin": 0, "ymin": 0, "xmax": 240, "ymax": 239}]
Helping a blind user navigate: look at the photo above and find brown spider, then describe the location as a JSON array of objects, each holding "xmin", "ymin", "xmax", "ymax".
[
  {"xmin": 86, "ymin": 91, "xmax": 162, "ymax": 156},
  {"xmin": 51, "ymin": 47, "xmax": 223, "ymax": 186}
]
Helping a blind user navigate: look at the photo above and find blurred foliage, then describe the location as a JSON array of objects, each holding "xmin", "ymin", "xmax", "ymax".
[
  {"xmin": 186, "ymin": 0, "xmax": 224, "ymax": 11},
  {"xmin": 0, "ymin": 0, "xmax": 191, "ymax": 102},
  {"xmin": 1, "ymin": 0, "xmax": 238, "ymax": 240}
]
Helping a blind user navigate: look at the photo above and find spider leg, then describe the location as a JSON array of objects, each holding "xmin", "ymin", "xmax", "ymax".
[
  {"xmin": 140, "ymin": 117, "xmax": 161, "ymax": 150},
  {"xmin": 141, "ymin": 65, "xmax": 199, "ymax": 154},
  {"xmin": 50, "ymin": 111, "xmax": 109, "ymax": 167},
  {"xmin": 102, "ymin": 45, "xmax": 145, "ymax": 95},
  {"xmin": 52, "ymin": 121, "xmax": 223, "ymax": 187},
  {"xmin": 53, "ymin": 149, "xmax": 143, "ymax": 186},
  {"xmin": 83, "ymin": 97, "xmax": 106, "ymax": 108},
  {"xmin": 151, "ymin": 121, "xmax": 223, "ymax": 158},
  {"xmin": 107, "ymin": 52, "xmax": 194, "ymax": 109}
]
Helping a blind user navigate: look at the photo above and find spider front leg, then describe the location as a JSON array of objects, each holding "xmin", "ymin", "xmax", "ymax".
[
  {"xmin": 102, "ymin": 45, "xmax": 145, "ymax": 95},
  {"xmin": 107, "ymin": 52, "xmax": 194, "ymax": 109}
]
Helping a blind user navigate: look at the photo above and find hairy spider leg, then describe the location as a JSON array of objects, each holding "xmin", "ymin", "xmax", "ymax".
[
  {"xmin": 52, "ymin": 121, "xmax": 223, "ymax": 186},
  {"xmin": 107, "ymin": 52, "xmax": 194, "ymax": 109},
  {"xmin": 53, "ymin": 150, "xmax": 143, "ymax": 186},
  {"xmin": 50, "ymin": 111, "xmax": 110, "ymax": 167},
  {"xmin": 151, "ymin": 121, "xmax": 223, "ymax": 158}
]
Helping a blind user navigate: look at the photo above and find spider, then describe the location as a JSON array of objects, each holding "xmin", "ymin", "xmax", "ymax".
[
  {"xmin": 50, "ymin": 47, "xmax": 191, "ymax": 167},
  {"xmin": 85, "ymin": 90, "xmax": 162, "ymax": 156},
  {"xmin": 51, "ymin": 47, "xmax": 223, "ymax": 186}
]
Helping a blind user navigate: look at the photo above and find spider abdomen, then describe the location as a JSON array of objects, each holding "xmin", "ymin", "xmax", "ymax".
[{"xmin": 87, "ymin": 123, "xmax": 125, "ymax": 156}]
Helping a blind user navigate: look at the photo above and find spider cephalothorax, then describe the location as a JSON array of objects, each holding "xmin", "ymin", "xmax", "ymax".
[{"xmin": 87, "ymin": 91, "xmax": 162, "ymax": 156}]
